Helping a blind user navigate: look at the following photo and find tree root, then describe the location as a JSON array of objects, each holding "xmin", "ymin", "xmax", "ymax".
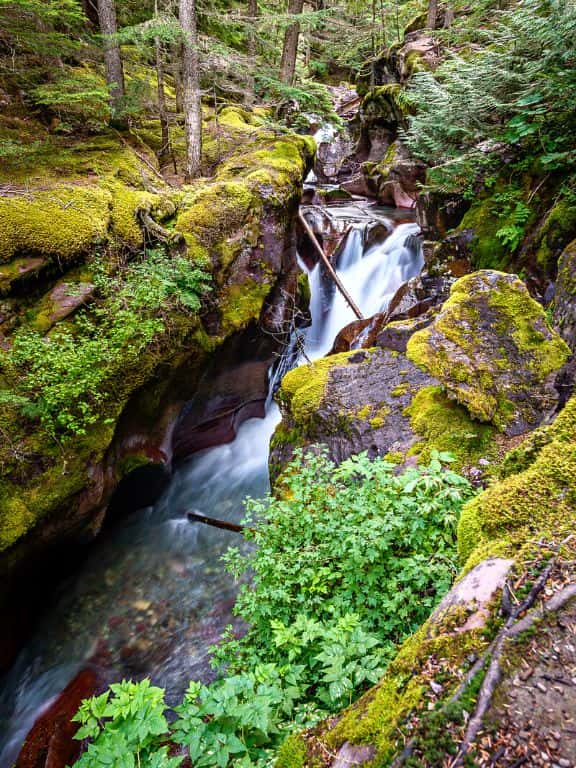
[
  {"xmin": 391, "ymin": 559, "xmax": 576, "ymax": 768},
  {"xmin": 138, "ymin": 210, "xmax": 184, "ymax": 245}
]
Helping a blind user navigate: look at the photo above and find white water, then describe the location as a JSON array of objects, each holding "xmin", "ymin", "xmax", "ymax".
[
  {"xmin": 0, "ymin": 211, "xmax": 422, "ymax": 765},
  {"xmin": 305, "ymin": 221, "xmax": 423, "ymax": 359}
]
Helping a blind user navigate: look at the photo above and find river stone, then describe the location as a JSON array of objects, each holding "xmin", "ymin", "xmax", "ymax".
[
  {"xmin": 269, "ymin": 346, "xmax": 439, "ymax": 478},
  {"xmin": 554, "ymin": 238, "xmax": 576, "ymax": 351},
  {"xmin": 406, "ymin": 270, "xmax": 571, "ymax": 434}
]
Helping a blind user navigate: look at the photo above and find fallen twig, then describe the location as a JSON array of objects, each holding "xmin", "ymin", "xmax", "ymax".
[{"xmin": 298, "ymin": 210, "xmax": 363, "ymax": 320}]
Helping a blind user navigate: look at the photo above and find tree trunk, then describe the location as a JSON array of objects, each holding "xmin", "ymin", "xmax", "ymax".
[
  {"xmin": 154, "ymin": 0, "xmax": 174, "ymax": 172},
  {"xmin": 279, "ymin": 0, "xmax": 304, "ymax": 85},
  {"xmin": 97, "ymin": 0, "xmax": 125, "ymax": 118},
  {"xmin": 173, "ymin": 53, "xmax": 184, "ymax": 113},
  {"xmin": 179, "ymin": 0, "xmax": 202, "ymax": 181},
  {"xmin": 246, "ymin": 0, "xmax": 258, "ymax": 104},
  {"xmin": 426, "ymin": 0, "xmax": 438, "ymax": 30},
  {"xmin": 155, "ymin": 37, "xmax": 174, "ymax": 171},
  {"xmin": 444, "ymin": 5, "xmax": 455, "ymax": 28}
]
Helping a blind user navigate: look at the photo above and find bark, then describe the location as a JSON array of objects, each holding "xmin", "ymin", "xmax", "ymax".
[
  {"xmin": 155, "ymin": 36, "xmax": 173, "ymax": 170},
  {"xmin": 97, "ymin": 0, "xmax": 125, "ymax": 118},
  {"xmin": 426, "ymin": 0, "xmax": 438, "ymax": 30},
  {"xmin": 173, "ymin": 53, "xmax": 184, "ymax": 113},
  {"xmin": 279, "ymin": 0, "xmax": 304, "ymax": 85},
  {"xmin": 246, "ymin": 0, "xmax": 258, "ymax": 103},
  {"xmin": 154, "ymin": 0, "xmax": 174, "ymax": 172},
  {"xmin": 443, "ymin": 4, "xmax": 455, "ymax": 28},
  {"xmin": 179, "ymin": 0, "xmax": 202, "ymax": 181}
]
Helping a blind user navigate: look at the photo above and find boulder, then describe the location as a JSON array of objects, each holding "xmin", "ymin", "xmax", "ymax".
[
  {"xmin": 407, "ymin": 270, "xmax": 571, "ymax": 433},
  {"xmin": 270, "ymin": 347, "xmax": 439, "ymax": 478},
  {"xmin": 364, "ymin": 141, "xmax": 426, "ymax": 209},
  {"xmin": 554, "ymin": 238, "xmax": 576, "ymax": 351}
]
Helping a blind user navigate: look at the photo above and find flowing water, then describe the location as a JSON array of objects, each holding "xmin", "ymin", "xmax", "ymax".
[{"xmin": 0, "ymin": 205, "xmax": 423, "ymax": 765}]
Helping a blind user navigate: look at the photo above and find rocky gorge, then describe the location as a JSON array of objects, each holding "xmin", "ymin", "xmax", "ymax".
[{"xmin": 1, "ymin": 2, "xmax": 576, "ymax": 767}]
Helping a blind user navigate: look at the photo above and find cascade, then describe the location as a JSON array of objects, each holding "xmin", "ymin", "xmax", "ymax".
[{"xmin": 0, "ymin": 202, "xmax": 423, "ymax": 766}]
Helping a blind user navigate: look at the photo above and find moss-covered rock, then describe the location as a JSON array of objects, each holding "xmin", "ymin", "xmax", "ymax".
[
  {"xmin": 407, "ymin": 270, "xmax": 570, "ymax": 433},
  {"xmin": 285, "ymin": 391, "xmax": 576, "ymax": 768},
  {"xmin": 405, "ymin": 385, "xmax": 497, "ymax": 472},
  {"xmin": 533, "ymin": 200, "xmax": 576, "ymax": 273},
  {"xmin": 0, "ymin": 120, "xmax": 314, "ymax": 573},
  {"xmin": 271, "ymin": 347, "xmax": 439, "ymax": 478},
  {"xmin": 0, "ymin": 187, "xmax": 111, "ymax": 264},
  {"xmin": 553, "ymin": 237, "xmax": 576, "ymax": 350},
  {"xmin": 458, "ymin": 392, "xmax": 576, "ymax": 569}
]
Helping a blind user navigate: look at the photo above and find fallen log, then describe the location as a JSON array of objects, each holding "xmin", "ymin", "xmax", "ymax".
[
  {"xmin": 186, "ymin": 510, "xmax": 246, "ymax": 534},
  {"xmin": 298, "ymin": 211, "xmax": 364, "ymax": 320}
]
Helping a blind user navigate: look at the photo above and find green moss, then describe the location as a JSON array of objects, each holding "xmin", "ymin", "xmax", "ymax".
[
  {"xmin": 279, "ymin": 350, "xmax": 363, "ymax": 427},
  {"xmin": 406, "ymin": 271, "xmax": 570, "ymax": 429},
  {"xmin": 0, "ymin": 419, "xmax": 115, "ymax": 552},
  {"xmin": 458, "ymin": 197, "xmax": 511, "ymax": 271},
  {"xmin": 218, "ymin": 105, "xmax": 263, "ymax": 130},
  {"xmin": 177, "ymin": 181, "xmax": 259, "ymax": 249},
  {"xmin": 219, "ymin": 280, "xmax": 271, "ymax": 335},
  {"xmin": 356, "ymin": 404, "xmax": 372, "ymax": 420},
  {"xmin": 458, "ymin": 393, "xmax": 576, "ymax": 569},
  {"xmin": 0, "ymin": 187, "xmax": 111, "ymax": 264},
  {"xmin": 324, "ymin": 625, "xmax": 484, "ymax": 766},
  {"xmin": 533, "ymin": 200, "xmax": 576, "ymax": 272},
  {"xmin": 406, "ymin": 386, "xmax": 496, "ymax": 471},
  {"xmin": 390, "ymin": 382, "xmax": 409, "ymax": 397},
  {"xmin": 276, "ymin": 733, "xmax": 307, "ymax": 768}
]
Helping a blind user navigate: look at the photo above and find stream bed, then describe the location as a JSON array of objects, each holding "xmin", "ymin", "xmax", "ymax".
[{"xmin": 0, "ymin": 201, "xmax": 423, "ymax": 765}]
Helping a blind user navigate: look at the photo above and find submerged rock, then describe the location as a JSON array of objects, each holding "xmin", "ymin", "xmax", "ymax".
[{"xmin": 407, "ymin": 270, "xmax": 570, "ymax": 433}]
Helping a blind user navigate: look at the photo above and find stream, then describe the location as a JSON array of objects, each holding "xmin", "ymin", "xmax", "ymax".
[{"xmin": 0, "ymin": 190, "xmax": 423, "ymax": 765}]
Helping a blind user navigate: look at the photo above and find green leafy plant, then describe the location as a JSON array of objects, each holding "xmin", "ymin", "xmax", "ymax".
[
  {"xmin": 0, "ymin": 249, "xmax": 211, "ymax": 437},
  {"xmin": 73, "ymin": 679, "xmax": 183, "ymax": 768},
  {"xmin": 72, "ymin": 452, "xmax": 474, "ymax": 768},
  {"xmin": 220, "ymin": 450, "xmax": 473, "ymax": 669}
]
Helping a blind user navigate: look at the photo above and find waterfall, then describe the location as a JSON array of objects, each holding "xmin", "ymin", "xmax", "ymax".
[{"xmin": 0, "ymin": 213, "xmax": 423, "ymax": 766}]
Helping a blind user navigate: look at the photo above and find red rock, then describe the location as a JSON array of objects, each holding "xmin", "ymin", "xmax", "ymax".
[{"xmin": 16, "ymin": 667, "xmax": 102, "ymax": 768}]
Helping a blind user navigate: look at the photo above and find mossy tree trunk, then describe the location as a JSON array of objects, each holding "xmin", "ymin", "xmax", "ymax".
[
  {"xmin": 179, "ymin": 0, "xmax": 202, "ymax": 181},
  {"xmin": 279, "ymin": 0, "xmax": 304, "ymax": 85},
  {"xmin": 97, "ymin": 0, "xmax": 125, "ymax": 120},
  {"xmin": 426, "ymin": 0, "xmax": 437, "ymax": 30}
]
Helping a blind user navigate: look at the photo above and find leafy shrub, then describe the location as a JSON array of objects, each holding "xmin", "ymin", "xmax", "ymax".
[
  {"xmin": 404, "ymin": 0, "xmax": 576, "ymax": 186},
  {"xmin": 73, "ymin": 452, "xmax": 475, "ymax": 768},
  {"xmin": 73, "ymin": 680, "xmax": 182, "ymax": 768},
  {"xmin": 31, "ymin": 67, "xmax": 111, "ymax": 132},
  {"xmin": 220, "ymin": 450, "xmax": 473, "ymax": 666}
]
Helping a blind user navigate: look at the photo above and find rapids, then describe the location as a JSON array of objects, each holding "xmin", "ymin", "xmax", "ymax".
[{"xmin": 0, "ymin": 202, "xmax": 423, "ymax": 765}]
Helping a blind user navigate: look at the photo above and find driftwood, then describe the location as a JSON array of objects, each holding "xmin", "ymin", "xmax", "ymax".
[
  {"xmin": 298, "ymin": 211, "xmax": 364, "ymax": 320},
  {"xmin": 186, "ymin": 510, "xmax": 246, "ymax": 533}
]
